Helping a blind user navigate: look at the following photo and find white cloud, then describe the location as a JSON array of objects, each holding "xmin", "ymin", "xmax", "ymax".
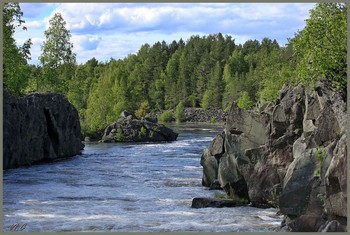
[
  {"xmin": 23, "ymin": 20, "xmax": 44, "ymax": 29},
  {"xmin": 16, "ymin": 2, "xmax": 315, "ymax": 65},
  {"xmin": 72, "ymin": 35, "xmax": 101, "ymax": 51}
]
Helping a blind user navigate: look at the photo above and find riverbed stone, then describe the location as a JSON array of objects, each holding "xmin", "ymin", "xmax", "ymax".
[{"xmin": 191, "ymin": 197, "xmax": 247, "ymax": 208}]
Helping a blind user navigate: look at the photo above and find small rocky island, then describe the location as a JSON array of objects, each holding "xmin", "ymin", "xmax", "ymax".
[{"xmin": 100, "ymin": 112, "xmax": 178, "ymax": 143}]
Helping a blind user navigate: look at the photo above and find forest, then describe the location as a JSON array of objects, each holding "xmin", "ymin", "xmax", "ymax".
[{"xmin": 3, "ymin": 3, "xmax": 347, "ymax": 136}]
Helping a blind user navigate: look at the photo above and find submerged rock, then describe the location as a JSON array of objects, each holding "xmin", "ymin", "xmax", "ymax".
[
  {"xmin": 191, "ymin": 197, "xmax": 247, "ymax": 208},
  {"xmin": 3, "ymin": 90, "xmax": 84, "ymax": 169},
  {"xmin": 101, "ymin": 112, "xmax": 178, "ymax": 143}
]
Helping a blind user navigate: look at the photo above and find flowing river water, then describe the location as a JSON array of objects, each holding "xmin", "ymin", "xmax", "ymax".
[{"xmin": 3, "ymin": 123, "xmax": 283, "ymax": 232}]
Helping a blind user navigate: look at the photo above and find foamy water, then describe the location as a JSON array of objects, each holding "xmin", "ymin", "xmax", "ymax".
[{"xmin": 3, "ymin": 123, "xmax": 282, "ymax": 232}]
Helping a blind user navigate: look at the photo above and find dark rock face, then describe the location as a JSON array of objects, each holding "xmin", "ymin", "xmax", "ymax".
[
  {"xmin": 3, "ymin": 91, "xmax": 84, "ymax": 169},
  {"xmin": 101, "ymin": 113, "xmax": 178, "ymax": 143},
  {"xmin": 191, "ymin": 197, "xmax": 247, "ymax": 208},
  {"xmin": 200, "ymin": 80, "xmax": 347, "ymax": 231}
]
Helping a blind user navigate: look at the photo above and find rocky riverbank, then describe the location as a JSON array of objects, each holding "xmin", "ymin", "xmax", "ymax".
[
  {"xmin": 183, "ymin": 108, "xmax": 227, "ymax": 122},
  {"xmin": 199, "ymin": 80, "xmax": 347, "ymax": 232},
  {"xmin": 147, "ymin": 108, "xmax": 228, "ymax": 123},
  {"xmin": 3, "ymin": 90, "xmax": 84, "ymax": 169}
]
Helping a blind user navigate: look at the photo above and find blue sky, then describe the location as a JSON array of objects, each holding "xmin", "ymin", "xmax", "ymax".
[{"xmin": 14, "ymin": 2, "xmax": 316, "ymax": 65}]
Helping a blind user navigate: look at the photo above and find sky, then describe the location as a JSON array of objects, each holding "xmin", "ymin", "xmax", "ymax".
[{"xmin": 14, "ymin": 2, "xmax": 316, "ymax": 65}]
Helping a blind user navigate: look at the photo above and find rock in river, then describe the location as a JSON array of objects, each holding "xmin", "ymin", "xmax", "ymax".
[
  {"xmin": 191, "ymin": 197, "xmax": 247, "ymax": 208},
  {"xmin": 3, "ymin": 90, "xmax": 84, "ymax": 169},
  {"xmin": 100, "ymin": 112, "xmax": 178, "ymax": 143}
]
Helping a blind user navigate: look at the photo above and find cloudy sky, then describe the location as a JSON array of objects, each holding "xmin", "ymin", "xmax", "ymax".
[{"xmin": 14, "ymin": 2, "xmax": 316, "ymax": 65}]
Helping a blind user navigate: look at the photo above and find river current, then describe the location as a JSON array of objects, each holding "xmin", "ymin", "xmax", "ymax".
[{"xmin": 3, "ymin": 123, "xmax": 282, "ymax": 232}]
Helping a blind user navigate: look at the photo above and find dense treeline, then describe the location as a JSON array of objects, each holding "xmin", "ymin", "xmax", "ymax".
[{"xmin": 3, "ymin": 3, "xmax": 347, "ymax": 135}]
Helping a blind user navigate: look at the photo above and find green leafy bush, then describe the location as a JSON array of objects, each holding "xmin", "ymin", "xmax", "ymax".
[
  {"xmin": 316, "ymin": 146, "xmax": 326, "ymax": 163},
  {"xmin": 237, "ymin": 91, "xmax": 254, "ymax": 110},
  {"xmin": 138, "ymin": 126, "xmax": 147, "ymax": 138},
  {"xmin": 175, "ymin": 101, "xmax": 185, "ymax": 123},
  {"xmin": 292, "ymin": 3, "xmax": 346, "ymax": 88},
  {"xmin": 210, "ymin": 117, "xmax": 217, "ymax": 123},
  {"xmin": 115, "ymin": 128, "xmax": 124, "ymax": 141},
  {"xmin": 135, "ymin": 101, "xmax": 150, "ymax": 118},
  {"xmin": 158, "ymin": 110, "xmax": 174, "ymax": 123}
]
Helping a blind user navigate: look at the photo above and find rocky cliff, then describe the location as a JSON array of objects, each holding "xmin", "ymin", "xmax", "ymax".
[
  {"xmin": 200, "ymin": 80, "xmax": 347, "ymax": 232},
  {"xmin": 3, "ymin": 90, "xmax": 84, "ymax": 169}
]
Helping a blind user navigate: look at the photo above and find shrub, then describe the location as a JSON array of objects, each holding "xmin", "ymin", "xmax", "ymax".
[
  {"xmin": 175, "ymin": 101, "xmax": 185, "ymax": 123},
  {"xmin": 135, "ymin": 101, "xmax": 150, "ymax": 118},
  {"xmin": 158, "ymin": 110, "xmax": 174, "ymax": 123},
  {"xmin": 115, "ymin": 128, "xmax": 124, "ymax": 141},
  {"xmin": 316, "ymin": 146, "xmax": 326, "ymax": 163},
  {"xmin": 138, "ymin": 126, "xmax": 147, "ymax": 138},
  {"xmin": 237, "ymin": 91, "xmax": 254, "ymax": 110}
]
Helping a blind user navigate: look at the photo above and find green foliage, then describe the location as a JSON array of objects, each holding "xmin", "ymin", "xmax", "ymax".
[
  {"xmin": 214, "ymin": 192, "xmax": 249, "ymax": 204},
  {"xmin": 317, "ymin": 193, "xmax": 326, "ymax": 207},
  {"xmin": 175, "ymin": 101, "xmax": 185, "ymax": 123},
  {"xmin": 115, "ymin": 128, "xmax": 124, "ymax": 142},
  {"xmin": 314, "ymin": 146, "xmax": 326, "ymax": 177},
  {"xmin": 316, "ymin": 146, "xmax": 326, "ymax": 164},
  {"xmin": 85, "ymin": 71, "xmax": 115, "ymax": 132},
  {"xmin": 158, "ymin": 110, "xmax": 174, "ymax": 123},
  {"xmin": 214, "ymin": 192, "xmax": 231, "ymax": 199},
  {"xmin": 292, "ymin": 3, "xmax": 347, "ymax": 88},
  {"xmin": 313, "ymin": 168, "xmax": 321, "ymax": 177},
  {"xmin": 138, "ymin": 126, "xmax": 147, "ymax": 138},
  {"xmin": 210, "ymin": 117, "xmax": 217, "ymax": 124},
  {"xmin": 135, "ymin": 101, "xmax": 150, "ymax": 118},
  {"xmin": 237, "ymin": 91, "xmax": 254, "ymax": 110},
  {"xmin": 39, "ymin": 12, "xmax": 76, "ymax": 94},
  {"xmin": 3, "ymin": 3, "xmax": 32, "ymax": 96}
]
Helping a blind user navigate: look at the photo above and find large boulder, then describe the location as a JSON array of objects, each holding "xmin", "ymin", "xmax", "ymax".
[
  {"xmin": 3, "ymin": 90, "xmax": 84, "ymax": 169},
  {"xmin": 101, "ymin": 113, "xmax": 178, "ymax": 142}
]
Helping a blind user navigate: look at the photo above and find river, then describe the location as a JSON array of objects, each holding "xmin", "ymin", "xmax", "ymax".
[{"xmin": 3, "ymin": 123, "xmax": 282, "ymax": 232}]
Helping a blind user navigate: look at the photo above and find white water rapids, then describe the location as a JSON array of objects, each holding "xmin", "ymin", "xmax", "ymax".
[{"xmin": 3, "ymin": 123, "xmax": 283, "ymax": 232}]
